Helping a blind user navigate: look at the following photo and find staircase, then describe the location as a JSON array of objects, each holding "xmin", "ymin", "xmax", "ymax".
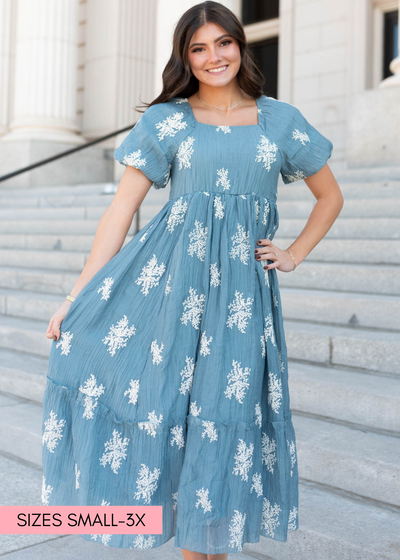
[{"xmin": 0, "ymin": 177, "xmax": 399, "ymax": 559}]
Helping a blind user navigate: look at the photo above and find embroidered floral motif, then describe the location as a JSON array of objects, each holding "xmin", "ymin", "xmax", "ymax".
[
  {"xmin": 216, "ymin": 125, "xmax": 231, "ymax": 134},
  {"xmin": 138, "ymin": 411, "xmax": 163, "ymax": 437},
  {"xmin": 201, "ymin": 420, "xmax": 218, "ymax": 441},
  {"xmin": 255, "ymin": 135, "xmax": 278, "ymax": 171},
  {"xmin": 55, "ymin": 331, "xmax": 73, "ymax": 356},
  {"xmin": 170, "ymin": 425, "xmax": 185, "ymax": 448},
  {"xmin": 90, "ymin": 500, "xmax": 111, "ymax": 545},
  {"xmin": 180, "ymin": 287, "xmax": 206, "ymax": 329},
  {"xmin": 177, "ymin": 136, "xmax": 195, "ymax": 169},
  {"xmin": 124, "ymin": 379, "xmax": 140, "ymax": 405},
  {"xmin": 287, "ymin": 439, "xmax": 297, "ymax": 476},
  {"xmin": 210, "ymin": 263, "xmax": 222, "ymax": 287},
  {"xmin": 288, "ymin": 506, "xmax": 298, "ymax": 530},
  {"xmin": 155, "ymin": 112, "xmax": 187, "ymax": 141},
  {"xmin": 175, "ymin": 98, "xmax": 188, "ymax": 104},
  {"xmin": 166, "ymin": 197, "xmax": 188, "ymax": 233},
  {"xmin": 250, "ymin": 473, "xmax": 263, "ymax": 497},
  {"xmin": 200, "ymin": 330, "xmax": 213, "ymax": 356},
  {"xmin": 226, "ymin": 290, "xmax": 253, "ymax": 334},
  {"xmin": 292, "ymin": 128, "xmax": 310, "ymax": 146},
  {"xmin": 41, "ymin": 476, "xmax": 53, "ymax": 505},
  {"xmin": 42, "ymin": 410, "xmax": 66, "ymax": 453},
  {"xmin": 255, "ymin": 402, "xmax": 262, "ymax": 427},
  {"xmin": 261, "ymin": 432, "xmax": 277, "ymax": 474},
  {"xmin": 164, "ymin": 274, "xmax": 172, "ymax": 295},
  {"xmin": 134, "ymin": 463, "xmax": 161, "ymax": 504},
  {"xmin": 151, "ymin": 340, "xmax": 164, "ymax": 364},
  {"xmin": 260, "ymin": 498, "xmax": 281, "ymax": 537},
  {"xmin": 232, "ymin": 439, "xmax": 254, "ymax": 481},
  {"xmin": 268, "ymin": 372, "xmax": 282, "ymax": 413},
  {"xmin": 75, "ymin": 463, "xmax": 80, "ymax": 489},
  {"xmin": 195, "ymin": 487, "xmax": 213, "ymax": 512},
  {"xmin": 98, "ymin": 277, "xmax": 114, "ymax": 301},
  {"xmin": 228, "ymin": 510, "xmax": 246, "ymax": 552},
  {"xmin": 79, "ymin": 373, "xmax": 105, "ymax": 420},
  {"xmin": 216, "ymin": 168, "xmax": 231, "ymax": 190},
  {"xmin": 102, "ymin": 315, "xmax": 136, "ymax": 356},
  {"xmin": 190, "ymin": 401, "xmax": 202, "ymax": 416},
  {"xmin": 284, "ymin": 170, "xmax": 306, "ymax": 183},
  {"xmin": 135, "ymin": 254, "xmax": 166, "ymax": 296},
  {"xmin": 260, "ymin": 314, "xmax": 276, "ymax": 354},
  {"xmin": 214, "ymin": 196, "xmax": 225, "ymax": 219},
  {"xmin": 123, "ymin": 149, "xmax": 146, "ymax": 168},
  {"xmin": 224, "ymin": 359, "xmax": 251, "ymax": 404},
  {"xmin": 132, "ymin": 535, "xmax": 156, "ymax": 549},
  {"xmin": 262, "ymin": 199, "xmax": 270, "ymax": 225},
  {"xmin": 187, "ymin": 220, "xmax": 208, "ymax": 262},
  {"xmin": 229, "ymin": 223, "xmax": 250, "ymax": 265},
  {"xmin": 140, "ymin": 224, "xmax": 153, "ymax": 243},
  {"xmin": 99, "ymin": 429, "xmax": 129, "ymax": 474},
  {"xmin": 179, "ymin": 356, "xmax": 197, "ymax": 395}
]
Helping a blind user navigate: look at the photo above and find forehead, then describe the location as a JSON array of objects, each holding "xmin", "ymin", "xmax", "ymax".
[{"xmin": 189, "ymin": 22, "xmax": 230, "ymax": 45}]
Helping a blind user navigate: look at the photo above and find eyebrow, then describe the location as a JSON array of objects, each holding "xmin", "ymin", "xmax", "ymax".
[{"xmin": 189, "ymin": 34, "xmax": 232, "ymax": 48}]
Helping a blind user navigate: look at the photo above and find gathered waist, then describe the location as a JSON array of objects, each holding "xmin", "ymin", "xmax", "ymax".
[{"xmin": 168, "ymin": 190, "xmax": 278, "ymax": 205}]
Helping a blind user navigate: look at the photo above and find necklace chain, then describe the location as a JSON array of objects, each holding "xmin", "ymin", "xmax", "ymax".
[{"xmin": 196, "ymin": 91, "xmax": 245, "ymax": 111}]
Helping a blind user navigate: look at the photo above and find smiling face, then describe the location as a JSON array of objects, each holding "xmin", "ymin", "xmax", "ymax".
[{"xmin": 187, "ymin": 22, "xmax": 241, "ymax": 87}]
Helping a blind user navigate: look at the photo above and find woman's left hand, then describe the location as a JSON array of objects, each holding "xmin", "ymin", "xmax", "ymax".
[{"xmin": 254, "ymin": 238, "xmax": 296, "ymax": 273}]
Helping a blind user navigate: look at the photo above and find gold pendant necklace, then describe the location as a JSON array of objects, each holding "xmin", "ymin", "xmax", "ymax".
[{"xmin": 196, "ymin": 91, "xmax": 245, "ymax": 111}]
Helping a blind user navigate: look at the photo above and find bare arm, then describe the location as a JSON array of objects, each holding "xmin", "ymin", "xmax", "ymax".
[
  {"xmin": 254, "ymin": 163, "xmax": 344, "ymax": 271},
  {"xmin": 46, "ymin": 165, "xmax": 153, "ymax": 340}
]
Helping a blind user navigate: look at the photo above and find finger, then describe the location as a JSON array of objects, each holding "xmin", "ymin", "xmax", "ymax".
[
  {"xmin": 263, "ymin": 261, "xmax": 280, "ymax": 270},
  {"xmin": 255, "ymin": 251, "xmax": 279, "ymax": 261}
]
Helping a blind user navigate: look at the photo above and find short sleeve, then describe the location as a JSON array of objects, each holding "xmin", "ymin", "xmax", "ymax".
[
  {"xmin": 114, "ymin": 105, "xmax": 172, "ymax": 189},
  {"xmin": 280, "ymin": 106, "xmax": 333, "ymax": 185}
]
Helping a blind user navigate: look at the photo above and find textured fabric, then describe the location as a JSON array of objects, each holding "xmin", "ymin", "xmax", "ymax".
[{"xmin": 41, "ymin": 94, "xmax": 333, "ymax": 554}]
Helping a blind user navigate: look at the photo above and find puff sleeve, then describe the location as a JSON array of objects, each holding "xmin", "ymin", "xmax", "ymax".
[
  {"xmin": 280, "ymin": 106, "xmax": 333, "ymax": 185},
  {"xmin": 114, "ymin": 104, "xmax": 173, "ymax": 189}
]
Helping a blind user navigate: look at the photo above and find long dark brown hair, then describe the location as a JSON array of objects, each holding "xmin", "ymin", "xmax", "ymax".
[{"xmin": 135, "ymin": 1, "xmax": 265, "ymax": 113}]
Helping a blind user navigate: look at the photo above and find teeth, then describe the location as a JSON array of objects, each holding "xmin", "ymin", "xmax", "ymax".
[{"xmin": 207, "ymin": 66, "xmax": 227, "ymax": 73}]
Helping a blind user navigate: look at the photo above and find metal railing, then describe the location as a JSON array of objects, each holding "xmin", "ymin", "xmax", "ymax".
[{"xmin": 0, "ymin": 123, "xmax": 143, "ymax": 234}]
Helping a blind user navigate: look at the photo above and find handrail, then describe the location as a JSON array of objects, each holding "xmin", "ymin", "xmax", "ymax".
[{"xmin": 0, "ymin": 123, "xmax": 135, "ymax": 182}]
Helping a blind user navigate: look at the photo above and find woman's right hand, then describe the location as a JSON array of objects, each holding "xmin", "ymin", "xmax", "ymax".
[{"xmin": 46, "ymin": 300, "xmax": 73, "ymax": 341}]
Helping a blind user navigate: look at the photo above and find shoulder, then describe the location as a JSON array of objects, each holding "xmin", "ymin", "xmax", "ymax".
[
  {"xmin": 137, "ymin": 98, "xmax": 195, "ymax": 141},
  {"xmin": 257, "ymin": 94, "xmax": 303, "ymax": 124}
]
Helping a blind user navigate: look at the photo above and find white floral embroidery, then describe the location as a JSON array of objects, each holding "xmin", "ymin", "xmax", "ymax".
[
  {"xmin": 123, "ymin": 149, "xmax": 146, "ymax": 168},
  {"xmin": 228, "ymin": 510, "xmax": 246, "ymax": 552},
  {"xmin": 179, "ymin": 356, "xmax": 197, "ymax": 395},
  {"xmin": 138, "ymin": 411, "xmax": 163, "ymax": 437},
  {"xmin": 166, "ymin": 197, "xmax": 188, "ymax": 233},
  {"xmin": 102, "ymin": 315, "xmax": 136, "ymax": 356},
  {"xmin": 42, "ymin": 410, "xmax": 66, "ymax": 453},
  {"xmin": 226, "ymin": 290, "xmax": 253, "ymax": 334},
  {"xmin": 55, "ymin": 331, "xmax": 73, "ymax": 356},
  {"xmin": 292, "ymin": 128, "xmax": 310, "ymax": 146},
  {"xmin": 214, "ymin": 196, "xmax": 225, "ymax": 219},
  {"xmin": 135, "ymin": 254, "xmax": 166, "ymax": 296},
  {"xmin": 229, "ymin": 223, "xmax": 250, "ymax": 265},
  {"xmin": 210, "ymin": 263, "xmax": 222, "ymax": 287},
  {"xmin": 163, "ymin": 163, "xmax": 172, "ymax": 186},
  {"xmin": 261, "ymin": 313, "xmax": 276, "ymax": 353},
  {"xmin": 41, "ymin": 476, "xmax": 53, "ymax": 505},
  {"xmin": 91, "ymin": 500, "xmax": 112, "ymax": 546},
  {"xmin": 278, "ymin": 350, "xmax": 285, "ymax": 373},
  {"xmin": 284, "ymin": 170, "xmax": 306, "ymax": 183},
  {"xmin": 203, "ymin": 191, "xmax": 210, "ymax": 196},
  {"xmin": 170, "ymin": 425, "xmax": 185, "ymax": 448},
  {"xmin": 216, "ymin": 168, "xmax": 231, "ymax": 190},
  {"xmin": 175, "ymin": 97, "xmax": 188, "ymax": 104},
  {"xmin": 155, "ymin": 112, "xmax": 187, "ymax": 141},
  {"xmin": 98, "ymin": 277, "xmax": 114, "ymax": 301},
  {"xmin": 164, "ymin": 274, "xmax": 172, "ymax": 295},
  {"xmin": 287, "ymin": 439, "xmax": 297, "ymax": 477},
  {"xmin": 134, "ymin": 463, "xmax": 161, "ymax": 504},
  {"xmin": 199, "ymin": 331, "xmax": 212, "ymax": 356},
  {"xmin": 99, "ymin": 429, "xmax": 129, "ymax": 474},
  {"xmin": 268, "ymin": 372, "xmax": 283, "ymax": 413},
  {"xmin": 151, "ymin": 339, "xmax": 164, "ymax": 364},
  {"xmin": 232, "ymin": 439, "xmax": 254, "ymax": 481},
  {"xmin": 131, "ymin": 535, "xmax": 156, "ymax": 549},
  {"xmin": 201, "ymin": 420, "xmax": 218, "ymax": 442},
  {"xmin": 262, "ymin": 199, "xmax": 270, "ymax": 225},
  {"xmin": 190, "ymin": 401, "xmax": 202, "ymax": 416},
  {"xmin": 75, "ymin": 463, "xmax": 80, "ymax": 489},
  {"xmin": 264, "ymin": 267, "xmax": 270, "ymax": 288},
  {"xmin": 79, "ymin": 374, "xmax": 105, "ymax": 420},
  {"xmin": 254, "ymin": 199, "xmax": 260, "ymax": 222},
  {"xmin": 177, "ymin": 136, "xmax": 195, "ymax": 169},
  {"xmin": 250, "ymin": 473, "xmax": 263, "ymax": 497},
  {"xmin": 261, "ymin": 432, "xmax": 277, "ymax": 474},
  {"xmin": 187, "ymin": 220, "xmax": 208, "ymax": 261},
  {"xmin": 288, "ymin": 506, "xmax": 298, "ymax": 530},
  {"xmin": 224, "ymin": 359, "xmax": 251, "ymax": 404},
  {"xmin": 255, "ymin": 135, "xmax": 278, "ymax": 171},
  {"xmin": 180, "ymin": 287, "xmax": 206, "ymax": 329},
  {"xmin": 255, "ymin": 402, "xmax": 262, "ymax": 427},
  {"xmin": 124, "ymin": 379, "xmax": 140, "ymax": 405},
  {"xmin": 272, "ymin": 289, "xmax": 278, "ymax": 307},
  {"xmin": 261, "ymin": 498, "xmax": 281, "ymax": 537},
  {"xmin": 195, "ymin": 487, "xmax": 213, "ymax": 512},
  {"xmin": 140, "ymin": 224, "xmax": 153, "ymax": 243},
  {"xmin": 216, "ymin": 125, "xmax": 231, "ymax": 134}
]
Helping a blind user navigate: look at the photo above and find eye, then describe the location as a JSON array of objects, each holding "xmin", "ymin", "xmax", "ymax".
[{"xmin": 191, "ymin": 39, "xmax": 232, "ymax": 53}]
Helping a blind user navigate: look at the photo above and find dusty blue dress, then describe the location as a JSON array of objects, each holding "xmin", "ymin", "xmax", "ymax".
[{"xmin": 41, "ymin": 94, "xmax": 333, "ymax": 554}]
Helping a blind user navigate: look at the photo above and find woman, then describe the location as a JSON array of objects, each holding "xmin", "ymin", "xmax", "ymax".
[{"xmin": 42, "ymin": 1, "xmax": 343, "ymax": 558}]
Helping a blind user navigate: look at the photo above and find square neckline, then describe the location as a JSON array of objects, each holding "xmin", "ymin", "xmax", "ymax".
[{"xmin": 183, "ymin": 95, "xmax": 262, "ymax": 129}]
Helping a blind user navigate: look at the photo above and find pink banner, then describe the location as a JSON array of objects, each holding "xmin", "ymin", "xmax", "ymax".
[{"xmin": 0, "ymin": 506, "xmax": 162, "ymax": 534}]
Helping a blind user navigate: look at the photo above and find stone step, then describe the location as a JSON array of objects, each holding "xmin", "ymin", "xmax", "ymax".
[
  {"xmin": 277, "ymin": 261, "xmax": 400, "ymax": 296},
  {"xmin": 280, "ymin": 287, "xmax": 400, "ymax": 330},
  {"xmin": 0, "ymin": 348, "xmax": 47, "ymax": 404},
  {"xmin": 277, "ymin": 180, "xmax": 400, "ymax": 200},
  {"xmin": 0, "ymin": 266, "xmax": 80, "ymax": 295},
  {"xmin": 0, "ymin": 218, "xmax": 151, "ymax": 235},
  {"xmin": 289, "ymin": 361, "xmax": 400, "ymax": 433},
  {"xmin": 284, "ymin": 319, "xmax": 400, "ymax": 376},
  {"xmin": 1, "ymin": 393, "xmax": 398, "ymax": 509},
  {"xmin": 0, "ymin": 197, "xmax": 399, "ymax": 221}
]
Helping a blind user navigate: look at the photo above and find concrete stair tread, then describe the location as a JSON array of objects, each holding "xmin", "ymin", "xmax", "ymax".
[
  {"xmin": 0, "ymin": 286, "xmax": 74, "ymax": 301},
  {"xmin": 0, "ymin": 313, "xmax": 49, "ymax": 332},
  {"xmin": 0, "ymin": 264, "xmax": 81, "ymax": 276},
  {"xmin": 284, "ymin": 319, "xmax": 400, "ymax": 342},
  {"xmin": 281, "ymin": 286, "xmax": 400, "ymax": 304}
]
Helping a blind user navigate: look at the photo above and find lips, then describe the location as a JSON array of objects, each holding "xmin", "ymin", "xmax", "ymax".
[{"xmin": 206, "ymin": 65, "xmax": 228, "ymax": 74}]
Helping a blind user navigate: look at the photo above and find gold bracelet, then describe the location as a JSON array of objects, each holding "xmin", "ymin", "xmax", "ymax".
[
  {"xmin": 285, "ymin": 249, "xmax": 297, "ymax": 270},
  {"xmin": 66, "ymin": 295, "xmax": 76, "ymax": 303}
]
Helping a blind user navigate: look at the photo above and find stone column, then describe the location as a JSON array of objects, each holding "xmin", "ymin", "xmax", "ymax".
[
  {"xmin": 3, "ymin": 0, "xmax": 84, "ymax": 143},
  {"xmin": 379, "ymin": 1, "xmax": 400, "ymax": 88},
  {"xmin": 0, "ymin": 0, "xmax": 14, "ymax": 136}
]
